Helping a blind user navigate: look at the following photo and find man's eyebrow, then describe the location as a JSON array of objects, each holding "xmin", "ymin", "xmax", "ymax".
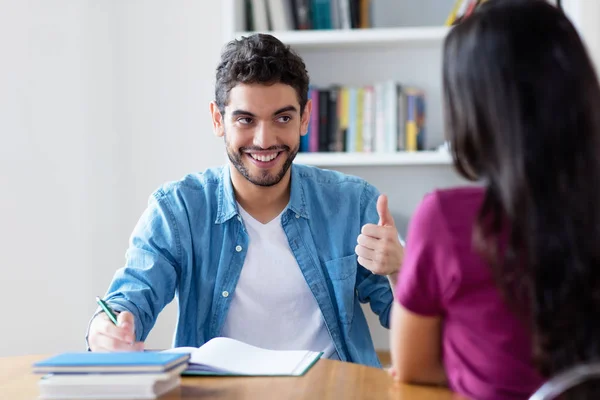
[
  {"xmin": 273, "ymin": 105, "xmax": 298, "ymax": 115},
  {"xmin": 231, "ymin": 109, "xmax": 256, "ymax": 117},
  {"xmin": 230, "ymin": 106, "xmax": 298, "ymax": 118}
]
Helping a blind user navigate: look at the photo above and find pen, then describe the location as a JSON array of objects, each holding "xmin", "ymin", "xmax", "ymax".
[{"xmin": 95, "ymin": 296, "xmax": 118, "ymax": 325}]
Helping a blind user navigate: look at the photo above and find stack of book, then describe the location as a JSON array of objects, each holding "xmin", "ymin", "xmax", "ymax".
[
  {"xmin": 301, "ymin": 82, "xmax": 426, "ymax": 154},
  {"xmin": 33, "ymin": 352, "xmax": 189, "ymax": 399}
]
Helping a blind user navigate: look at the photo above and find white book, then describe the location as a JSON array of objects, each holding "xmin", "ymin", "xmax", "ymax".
[
  {"xmin": 267, "ymin": 0, "xmax": 294, "ymax": 31},
  {"xmin": 373, "ymin": 83, "xmax": 386, "ymax": 153},
  {"xmin": 251, "ymin": 0, "xmax": 270, "ymax": 31},
  {"xmin": 163, "ymin": 337, "xmax": 323, "ymax": 376},
  {"xmin": 385, "ymin": 81, "xmax": 399, "ymax": 153},
  {"xmin": 38, "ymin": 364, "xmax": 185, "ymax": 400},
  {"xmin": 362, "ymin": 86, "xmax": 375, "ymax": 153},
  {"xmin": 330, "ymin": 0, "xmax": 341, "ymax": 29},
  {"xmin": 338, "ymin": 0, "xmax": 352, "ymax": 29}
]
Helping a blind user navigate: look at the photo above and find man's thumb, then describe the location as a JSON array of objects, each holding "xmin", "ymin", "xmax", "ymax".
[
  {"xmin": 117, "ymin": 311, "xmax": 135, "ymax": 330},
  {"xmin": 377, "ymin": 194, "xmax": 395, "ymax": 227}
]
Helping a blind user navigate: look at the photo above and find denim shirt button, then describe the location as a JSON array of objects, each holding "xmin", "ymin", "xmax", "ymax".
[
  {"xmin": 235, "ymin": 245, "xmax": 242, "ymax": 252},
  {"xmin": 222, "ymin": 291, "xmax": 229, "ymax": 298},
  {"xmin": 295, "ymin": 214, "xmax": 300, "ymax": 219},
  {"xmin": 237, "ymin": 215, "xmax": 241, "ymax": 222}
]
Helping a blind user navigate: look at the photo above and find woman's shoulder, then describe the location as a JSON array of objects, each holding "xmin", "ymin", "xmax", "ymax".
[
  {"xmin": 412, "ymin": 186, "xmax": 485, "ymax": 240},
  {"xmin": 427, "ymin": 186, "xmax": 485, "ymax": 217},
  {"xmin": 433, "ymin": 185, "xmax": 485, "ymax": 204}
]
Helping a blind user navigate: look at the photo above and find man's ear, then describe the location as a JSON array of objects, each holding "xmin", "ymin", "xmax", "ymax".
[
  {"xmin": 210, "ymin": 101, "xmax": 225, "ymax": 138},
  {"xmin": 300, "ymin": 99, "xmax": 312, "ymax": 137}
]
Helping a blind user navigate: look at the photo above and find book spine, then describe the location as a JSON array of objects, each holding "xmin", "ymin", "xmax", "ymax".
[
  {"xmin": 405, "ymin": 92, "xmax": 417, "ymax": 152},
  {"xmin": 374, "ymin": 83, "xmax": 385, "ymax": 153},
  {"xmin": 349, "ymin": 0, "xmax": 359, "ymax": 28},
  {"xmin": 327, "ymin": 87, "xmax": 340, "ymax": 151},
  {"xmin": 346, "ymin": 87, "xmax": 357, "ymax": 152},
  {"xmin": 245, "ymin": 0, "xmax": 254, "ymax": 31},
  {"xmin": 312, "ymin": 0, "xmax": 332, "ymax": 29},
  {"xmin": 267, "ymin": 0, "xmax": 293, "ymax": 30},
  {"xmin": 355, "ymin": 87, "xmax": 364, "ymax": 152},
  {"xmin": 339, "ymin": 87, "xmax": 350, "ymax": 152},
  {"xmin": 251, "ymin": 0, "xmax": 270, "ymax": 31},
  {"xmin": 397, "ymin": 87, "xmax": 406, "ymax": 151},
  {"xmin": 362, "ymin": 86, "xmax": 374, "ymax": 153},
  {"xmin": 309, "ymin": 88, "xmax": 319, "ymax": 152},
  {"xmin": 330, "ymin": 0, "xmax": 341, "ymax": 29},
  {"xmin": 292, "ymin": 0, "xmax": 312, "ymax": 29},
  {"xmin": 338, "ymin": 0, "xmax": 352, "ymax": 29},
  {"xmin": 416, "ymin": 93, "xmax": 426, "ymax": 150},
  {"xmin": 359, "ymin": 0, "xmax": 371, "ymax": 28},
  {"xmin": 318, "ymin": 89, "xmax": 330, "ymax": 151},
  {"xmin": 385, "ymin": 81, "xmax": 398, "ymax": 153}
]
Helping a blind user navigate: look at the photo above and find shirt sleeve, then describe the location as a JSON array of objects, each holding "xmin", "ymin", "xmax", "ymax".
[
  {"xmin": 99, "ymin": 189, "xmax": 183, "ymax": 342},
  {"xmin": 395, "ymin": 192, "xmax": 448, "ymax": 316}
]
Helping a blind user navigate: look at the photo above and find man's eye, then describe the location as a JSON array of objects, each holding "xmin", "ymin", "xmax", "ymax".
[
  {"xmin": 237, "ymin": 117, "xmax": 253, "ymax": 125},
  {"xmin": 277, "ymin": 116, "xmax": 291, "ymax": 123}
]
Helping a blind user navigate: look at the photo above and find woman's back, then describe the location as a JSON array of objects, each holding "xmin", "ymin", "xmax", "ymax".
[{"xmin": 396, "ymin": 186, "xmax": 543, "ymax": 399}]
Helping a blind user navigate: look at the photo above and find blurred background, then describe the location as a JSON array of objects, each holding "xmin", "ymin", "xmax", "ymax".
[{"xmin": 1, "ymin": 0, "xmax": 598, "ymax": 357}]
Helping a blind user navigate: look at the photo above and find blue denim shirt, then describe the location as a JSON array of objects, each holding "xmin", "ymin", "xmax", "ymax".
[{"xmin": 102, "ymin": 164, "xmax": 393, "ymax": 367}]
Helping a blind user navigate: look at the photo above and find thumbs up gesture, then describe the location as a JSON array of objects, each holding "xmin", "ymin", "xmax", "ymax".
[{"xmin": 355, "ymin": 194, "xmax": 404, "ymax": 279}]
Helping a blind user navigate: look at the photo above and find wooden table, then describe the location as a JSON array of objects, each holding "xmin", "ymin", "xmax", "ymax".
[{"xmin": 0, "ymin": 355, "xmax": 467, "ymax": 399}]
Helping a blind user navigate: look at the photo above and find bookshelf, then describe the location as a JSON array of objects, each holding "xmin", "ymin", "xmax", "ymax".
[
  {"xmin": 234, "ymin": 26, "xmax": 450, "ymax": 49},
  {"xmin": 294, "ymin": 150, "xmax": 452, "ymax": 167}
]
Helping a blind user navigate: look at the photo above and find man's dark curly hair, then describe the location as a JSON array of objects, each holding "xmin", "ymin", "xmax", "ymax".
[{"xmin": 215, "ymin": 34, "xmax": 309, "ymax": 116}]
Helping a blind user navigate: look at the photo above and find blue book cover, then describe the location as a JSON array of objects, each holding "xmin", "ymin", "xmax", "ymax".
[
  {"xmin": 312, "ymin": 0, "xmax": 332, "ymax": 29},
  {"xmin": 33, "ymin": 352, "xmax": 189, "ymax": 374}
]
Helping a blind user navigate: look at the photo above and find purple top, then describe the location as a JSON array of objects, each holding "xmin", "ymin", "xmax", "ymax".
[{"xmin": 395, "ymin": 187, "xmax": 544, "ymax": 400}]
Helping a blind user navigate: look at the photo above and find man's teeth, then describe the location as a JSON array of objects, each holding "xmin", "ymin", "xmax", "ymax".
[{"xmin": 250, "ymin": 153, "xmax": 278, "ymax": 162}]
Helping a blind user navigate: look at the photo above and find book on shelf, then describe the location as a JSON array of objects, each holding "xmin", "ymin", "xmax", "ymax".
[
  {"xmin": 300, "ymin": 81, "xmax": 426, "ymax": 154},
  {"xmin": 162, "ymin": 337, "xmax": 323, "ymax": 376},
  {"xmin": 243, "ymin": 0, "xmax": 373, "ymax": 32}
]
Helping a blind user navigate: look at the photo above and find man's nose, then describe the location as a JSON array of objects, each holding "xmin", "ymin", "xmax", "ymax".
[{"xmin": 253, "ymin": 122, "xmax": 277, "ymax": 149}]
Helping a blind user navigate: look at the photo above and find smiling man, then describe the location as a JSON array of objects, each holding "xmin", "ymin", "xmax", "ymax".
[{"xmin": 86, "ymin": 34, "xmax": 404, "ymax": 367}]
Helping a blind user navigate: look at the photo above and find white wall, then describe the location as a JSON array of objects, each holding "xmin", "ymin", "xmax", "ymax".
[
  {"xmin": 0, "ymin": 0, "xmax": 121, "ymax": 355},
  {"xmin": 111, "ymin": 0, "xmax": 224, "ymax": 350},
  {"xmin": 562, "ymin": 0, "xmax": 600, "ymax": 72},
  {"xmin": 0, "ymin": 0, "xmax": 222, "ymax": 356}
]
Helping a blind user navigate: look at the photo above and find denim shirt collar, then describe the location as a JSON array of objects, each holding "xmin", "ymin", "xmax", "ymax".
[{"xmin": 215, "ymin": 164, "xmax": 310, "ymax": 224}]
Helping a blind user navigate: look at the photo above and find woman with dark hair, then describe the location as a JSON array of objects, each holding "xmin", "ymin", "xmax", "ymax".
[{"xmin": 389, "ymin": 1, "xmax": 600, "ymax": 399}]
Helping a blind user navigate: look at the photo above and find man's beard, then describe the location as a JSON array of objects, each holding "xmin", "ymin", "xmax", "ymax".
[{"xmin": 225, "ymin": 133, "xmax": 300, "ymax": 187}]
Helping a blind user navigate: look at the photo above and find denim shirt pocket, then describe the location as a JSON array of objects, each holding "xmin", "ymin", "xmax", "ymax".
[{"xmin": 325, "ymin": 254, "xmax": 358, "ymax": 326}]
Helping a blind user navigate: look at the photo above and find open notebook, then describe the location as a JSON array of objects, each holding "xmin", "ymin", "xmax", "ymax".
[{"xmin": 163, "ymin": 337, "xmax": 322, "ymax": 376}]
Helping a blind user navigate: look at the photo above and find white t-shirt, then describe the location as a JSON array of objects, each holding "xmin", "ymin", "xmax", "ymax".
[{"xmin": 221, "ymin": 205, "xmax": 338, "ymax": 359}]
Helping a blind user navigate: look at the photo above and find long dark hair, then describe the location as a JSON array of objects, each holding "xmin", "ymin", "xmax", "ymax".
[{"xmin": 444, "ymin": 0, "xmax": 600, "ymax": 378}]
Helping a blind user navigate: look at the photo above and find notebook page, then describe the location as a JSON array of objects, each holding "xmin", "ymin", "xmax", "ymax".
[
  {"xmin": 292, "ymin": 351, "xmax": 322, "ymax": 375},
  {"xmin": 162, "ymin": 347, "xmax": 198, "ymax": 355},
  {"xmin": 190, "ymin": 337, "xmax": 315, "ymax": 375}
]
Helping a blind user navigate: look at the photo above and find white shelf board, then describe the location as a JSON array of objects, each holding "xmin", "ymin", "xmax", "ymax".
[
  {"xmin": 294, "ymin": 151, "xmax": 452, "ymax": 167},
  {"xmin": 235, "ymin": 26, "xmax": 450, "ymax": 49}
]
